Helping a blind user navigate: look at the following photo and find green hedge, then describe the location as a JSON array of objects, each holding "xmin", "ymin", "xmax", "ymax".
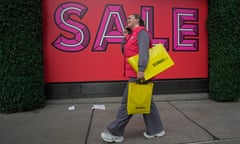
[
  {"xmin": 0, "ymin": 0, "xmax": 45, "ymax": 113},
  {"xmin": 208, "ymin": 0, "xmax": 240, "ymax": 101}
]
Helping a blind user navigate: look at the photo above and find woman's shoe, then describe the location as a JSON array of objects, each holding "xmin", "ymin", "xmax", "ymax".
[
  {"xmin": 143, "ymin": 130, "xmax": 165, "ymax": 139},
  {"xmin": 100, "ymin": 131, "xmax": 124, "ymax": 143}
]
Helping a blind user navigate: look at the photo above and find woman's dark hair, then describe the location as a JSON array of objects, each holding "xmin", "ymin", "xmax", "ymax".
[{"xmin": 133, "ymin": 14, "xmax": 145, "ymax": 27}]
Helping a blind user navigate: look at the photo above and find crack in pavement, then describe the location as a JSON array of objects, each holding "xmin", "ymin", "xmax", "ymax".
[
  {"xmin": 84, "ymin": 109, "xmax": 95, "ymax": 144},
  {"xmin": 168, "ymin": 101, "xmax": 220, "ymax": 142}
]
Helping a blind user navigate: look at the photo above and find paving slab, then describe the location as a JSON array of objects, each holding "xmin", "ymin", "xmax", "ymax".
[
  {"xmin": 1, "ymin": 95, "xmax": 239, "ymax": 144},
  {"xmin": 88, "ymin": 102, "xmax": 213, "ymax": 144},
  {"xmin": 0, "ymin": 104, "xmax": 92, "ymax": 144},
  {"xmin": 171, "ymin": 100, "xmax": 240, "ymax": 140},
  {"xmin": 186, "ymin": 138, "xmax": 240, "ymax": 144}
]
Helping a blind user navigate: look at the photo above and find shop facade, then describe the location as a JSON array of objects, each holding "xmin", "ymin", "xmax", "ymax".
[{"xmin": 42, "ymin": 0, "xmax": 208, "ymax": 99}]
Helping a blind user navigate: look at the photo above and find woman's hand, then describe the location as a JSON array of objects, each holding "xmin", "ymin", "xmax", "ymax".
[
  {"xmin": 137, "ymin": 71, "xmax": 145, "ymax": 80},
  {"xmin": 123, "ymin": 30, "xmax": 128, "ymax": 37}
]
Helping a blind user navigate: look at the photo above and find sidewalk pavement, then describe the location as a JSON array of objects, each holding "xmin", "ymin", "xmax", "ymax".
[{"xmin": 0, "ymin": 93, "xmax": 240, "ymax": 144}]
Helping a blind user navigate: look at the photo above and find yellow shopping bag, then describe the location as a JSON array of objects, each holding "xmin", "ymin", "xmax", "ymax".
[
  {"xmin": 127, "ymin": 82, "xmax": 153, "ymax": 115},
  {"xmin": 127, "ymin": 44, "xmax": 174, "ymax": 80}
]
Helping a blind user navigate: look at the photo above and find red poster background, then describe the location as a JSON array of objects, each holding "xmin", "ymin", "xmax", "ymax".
[{"xmin": 42, "ymin": 0, "xmax": 208, "ymax": 82}]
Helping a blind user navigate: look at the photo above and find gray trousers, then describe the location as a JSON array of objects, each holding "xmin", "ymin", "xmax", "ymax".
[{"xmin": 106, "ymin": 78, "xmax": 164, "ymax": 136}]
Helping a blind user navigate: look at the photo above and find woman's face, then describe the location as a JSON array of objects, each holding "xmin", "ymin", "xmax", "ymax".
[{"xmin": 127, "ymin": 15, "xmax": 139, "ymax": 29}]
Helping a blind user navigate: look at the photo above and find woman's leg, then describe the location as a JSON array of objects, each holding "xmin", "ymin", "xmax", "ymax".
[
  {"xmin": 106, "ymin": 83, "xmax": 133, "ymax": 136},
  {"xmin": 143, "ymin": 98, "xmax": 164, "ymax": 135}
]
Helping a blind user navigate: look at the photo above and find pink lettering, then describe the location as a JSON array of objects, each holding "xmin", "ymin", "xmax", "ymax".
[
  {"xmin": 141, "ymin": 6, "xmax": 169, "ymax": 50},
  {"xmin": 52, "ymin": 3, "xmax": 201, "ymax": 53},
  {"xmin": 53, "ymin": 2, "xmax": 90, "ymax": 52},
  {"xmin": 92, "ymin": 5, "xmax": 126, "ymax": 51},
  {"xmin": 173, "ymin": 8, "xmax": 199, "ymax": 51}
]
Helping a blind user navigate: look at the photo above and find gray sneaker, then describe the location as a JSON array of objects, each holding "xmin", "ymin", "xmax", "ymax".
[
  {"xmin": 101, "ymin": 131, "xmax": 124, "ymax": 143},
  {"xmin": 143, "ymin": 130, "xmax": 165, "ymax": 139}
]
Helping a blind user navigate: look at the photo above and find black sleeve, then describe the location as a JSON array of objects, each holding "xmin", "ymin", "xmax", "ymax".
[{"xmin": 121, "ymin": 38, "xmax": 126, "ymax": 55}]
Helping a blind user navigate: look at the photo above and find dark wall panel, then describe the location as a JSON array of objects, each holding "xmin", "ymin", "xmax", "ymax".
[{"xmin": 45, "ymin": 79, "xmax": 208, "ymax": 99}]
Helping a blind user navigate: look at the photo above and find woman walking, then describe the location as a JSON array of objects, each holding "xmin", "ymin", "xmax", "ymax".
[{"xmin": 100, "ymin": 14, "xmax": 165, "ymax": 143}]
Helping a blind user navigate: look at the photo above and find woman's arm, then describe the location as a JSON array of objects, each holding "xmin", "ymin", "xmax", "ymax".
[{"xmin": 138, "ymin": 30, "xmax": 149, "ymax": 73}]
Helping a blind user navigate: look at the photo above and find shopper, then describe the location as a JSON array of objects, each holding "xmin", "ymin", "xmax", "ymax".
[{"xmin": 100, "ymin": 14, "xmax": 165, "ymax": 143}]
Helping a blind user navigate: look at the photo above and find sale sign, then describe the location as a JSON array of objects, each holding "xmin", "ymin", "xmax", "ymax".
[{"xmin": 42, "ymin": 0, "xmax": 208, "ymax": 83}]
